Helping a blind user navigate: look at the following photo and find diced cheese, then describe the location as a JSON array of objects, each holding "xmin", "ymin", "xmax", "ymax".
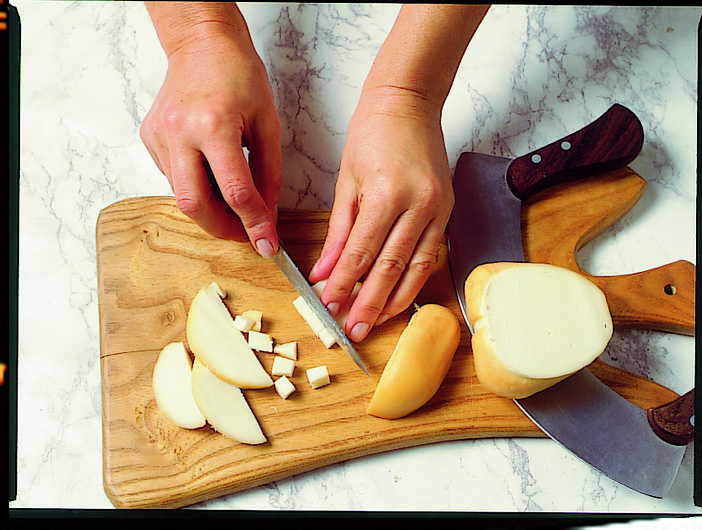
[
  {"xmin": 271, "ymin": 356, "xmax": 295, "ymax": 377},
  {"xmin": 292, "ymin": 295, "xmax": 338, "ymax": 347},
  {"xmin": 292, "ymin": 296, "xmax": 312, "ymax": 319},
  {"xmin": 248, "ymin": 330, "xmax": 273, "ymax": 352},
  {"xmin": 242, "ymin": 309, "xmax": 263, "ymax": 332},
  {"xmin": 273, "ymin": 341, "xmax": 298, "ymax": 360},
  {"xmin": 274, "ymin": 376, "xmax": 296, "ymax": 399},
  {"xmin": 233, "ymin": 314, "xmax": 255, "ymax": 333},
  {"xmin": 306, "ymin": 365, "xmax": 330, "ymax": 389},
  {"xmin": 318, "ymin": 327, "xmax": 336, "ymax": 349}
]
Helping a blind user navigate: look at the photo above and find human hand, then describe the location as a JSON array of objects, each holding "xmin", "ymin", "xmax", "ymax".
[
  {"xmin": 140, "ymin": 27, "xmax": 282, "ymax": 257},
  {"xmin": 308, "ymin": 89, "xmax": 454, "ymax": 342}
]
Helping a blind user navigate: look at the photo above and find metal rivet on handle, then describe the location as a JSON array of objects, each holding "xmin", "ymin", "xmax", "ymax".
[
  {"xmin": 531, "ymin": 154, "xmax": 542, "ymax": 164},
  {"xmin": 561, "ymin": 141, "xmax": 572, "ymax": 150}
]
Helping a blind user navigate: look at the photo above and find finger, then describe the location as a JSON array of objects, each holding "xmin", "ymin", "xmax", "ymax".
[
  {"xmin": 374, "ymin": 219, "xmax": 446, "ymax": 324},
  {"xmin": 168, "ymin": 145, "xmax": 248, "ymax": 241},
  {"xmin": 308, "ymin": 179, "xmax": 359, "ymax": 284},
  {"xmin": 320, "ymin": 191, "xmax": 405, "ymax": 319},
  {"xmin": 247, "ymin": 111, "xmax": 283, "ymax": 214},
  {"xmin": 204, "ymin": 141, "xmax": 279, "ymax": 258},
  {"xmin": 343, "ymin": 212, "xmax": 434, "ymax": 341}
]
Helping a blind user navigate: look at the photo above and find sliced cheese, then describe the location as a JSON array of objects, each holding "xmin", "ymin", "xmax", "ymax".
[
  {"xmin": 186, "ymin": 282, "xmax": 273, "ymax": 389},
  {"xmin": 191, "ymin": 357, "xmax": 267, "ymax": 445},
  {"xmin": 152, "ymin": 342, "xmax": 207, "ymax": 429},
  {"xmin": 465, "ymin": 262, "xmax": 613, "ymax": 398}
]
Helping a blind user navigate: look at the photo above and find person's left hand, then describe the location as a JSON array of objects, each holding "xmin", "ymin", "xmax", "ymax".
[{"xmin": 308, "ymin": 88, "xmax": 454, "ymax": 342}]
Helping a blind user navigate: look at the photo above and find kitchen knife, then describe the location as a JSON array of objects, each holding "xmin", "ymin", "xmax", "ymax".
[
  {"xmin": 517, "ymin": 369, "xmax": 693, "ymax": 498},
  {"xmin": 446, "ymin": 104, "xmax": 693, "ymax": 497},
  {"xmin": 202, "ymin": 159, "xmax": 369, "ymax": 376},
  {"xmin": 272, "ymin": 245, "xmax": 370, "ymax": 376}
]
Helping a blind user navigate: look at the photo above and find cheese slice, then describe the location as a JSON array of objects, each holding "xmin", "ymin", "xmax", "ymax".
[
  {"xmin": 191, "ymin": 357, "xmax": 267, "ymax": 445},
  {"xmin": 186, "ymin": 282, "xmax": 273, "ymax": 389},
  {"xmin": 465, "ymin": 262, "xmax": 613, "ymax": 398}
]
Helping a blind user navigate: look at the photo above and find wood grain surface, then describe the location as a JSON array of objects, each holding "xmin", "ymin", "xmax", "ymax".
[{"xmin": 96, "ymin": 168, "xmax": 694, "ymax": 509}]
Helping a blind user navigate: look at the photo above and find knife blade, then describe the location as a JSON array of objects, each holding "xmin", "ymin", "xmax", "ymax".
[
  {"xmin": 448, "ymin": 104, "xmax": 644, "ymax": 328},
  {"xmin": 446, "ymin": 104, "xmax": 694, "ymax": 497},
  {"xmin": 516, "ymin": 368, "xmax": 691, "ymax": 498},
  {"xmin": 272, "ymin": 245, "xmax": 370, "ymax": 376}
]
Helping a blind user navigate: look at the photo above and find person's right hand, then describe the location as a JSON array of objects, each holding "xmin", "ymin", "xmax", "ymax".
[{"xmin": 140, "ymin": 29, "xmax": 282, "ymax": 258}]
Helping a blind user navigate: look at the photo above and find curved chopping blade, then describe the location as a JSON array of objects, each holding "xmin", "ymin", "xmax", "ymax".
[{"xmin": 516, "ymin": 368, "xmax": 686, "ymax": 498}]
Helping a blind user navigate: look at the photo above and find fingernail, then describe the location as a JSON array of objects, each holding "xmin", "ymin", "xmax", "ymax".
[
  {"xmin": 255, "ymin": 238, "xmax": 276, "ymax": 259},
  {"xmin": 309, "ymin": 259, "xmax": 320, "ymax": 278},
  {"xmin": 349, "ymin": 321, "xmax": 370, "ymax": 342},
  {"xmin": 326, "ymin": 302, "xmax": 340, "ymax": 317}
]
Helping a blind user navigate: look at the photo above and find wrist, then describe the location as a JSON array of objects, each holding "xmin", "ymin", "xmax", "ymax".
[
  {"xmin": 355, "ymin": 83, "xmax": 444, "ymax": 123},
  {"xmin": 145, "ymin": 2, "xmax": 254, "ymax": 61}
]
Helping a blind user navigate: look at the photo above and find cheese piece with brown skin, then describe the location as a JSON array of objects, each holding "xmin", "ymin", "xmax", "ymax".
[
  {"xmin": 367, "ymin": 304, "xmax": 461, "ymax": 419},
  {"xmin": 465, "ymin": 262, "xmax": 613, "ymax": 399}
]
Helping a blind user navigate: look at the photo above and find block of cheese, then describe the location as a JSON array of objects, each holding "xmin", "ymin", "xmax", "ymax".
[
  {"xmin": 464, "ymin": 262, "xmax": 613, "ymax": 398},
  {"xmin": 366, "ymin": 304, "xmax": 461, "ymax": 419}
]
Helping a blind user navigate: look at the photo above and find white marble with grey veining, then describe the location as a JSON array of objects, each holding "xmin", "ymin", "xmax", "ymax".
[{"xmin": 9, "ymin": 2, "xmax": 700, "ymax": 514}]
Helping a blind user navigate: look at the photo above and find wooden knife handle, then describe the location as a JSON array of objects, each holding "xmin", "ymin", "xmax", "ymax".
[
  {"xmin": 593, "ymin": 259, "xmax": 696, "ymax": 336},
  {"xmin": 647, "ymin": 389, "xmax": 695, "ymax": 446},
  {"xmin": 508, "ymin": 104, "xmax": 644, "ymax": 200}
]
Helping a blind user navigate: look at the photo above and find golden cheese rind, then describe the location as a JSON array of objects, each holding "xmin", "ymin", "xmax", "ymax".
[{"xmin": 367, "ymin": 304, "xmax": 461, "ymax": 419}]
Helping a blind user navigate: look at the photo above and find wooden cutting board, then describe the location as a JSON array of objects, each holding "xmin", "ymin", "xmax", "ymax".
[{"xmin": 96, "ymin": 167, "xmax": 695, "ymax": 509}]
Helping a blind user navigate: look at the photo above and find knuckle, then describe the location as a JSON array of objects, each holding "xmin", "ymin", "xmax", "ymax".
[
  {"xmin": 197, "ymin": 109, "xmax": 227, "ymax": 137},
  {"xmin": 344, "ymin": 247, "xmax": 375, "ymax": 273},
  {"xmin": 374, "ymin": 253, "xmax": 407, "ymax": 278},
  {"xmin": 162, "ymin": 106, "xmax": 187, "ymax": 134},
  {"xmin": 409, "ymin": 251, "xmax": 438, "ymax": 277},
  {"xmin": 220, "ymin": 181, "xmax": 256, "ymax": 210},
  {"xmin": 175, "ymin": 194, "xmax": 202, "ymax": 217},
  {"xmin": 354, "ymin": 296, "xmax": 385, "ymax": 319}
]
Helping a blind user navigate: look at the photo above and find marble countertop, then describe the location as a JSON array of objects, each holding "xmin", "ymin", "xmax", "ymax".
[{"xmin": 9, "ymin": 2, "xmax": 700, "ymax": 514}]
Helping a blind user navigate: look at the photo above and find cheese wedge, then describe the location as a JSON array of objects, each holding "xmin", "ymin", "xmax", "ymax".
[
  {"xmin": 191, "ymin": 357, "xmax": 267, "ymax": 445},
  {"xmin": 186, "ymin": 282, "xmax": 273, "ymax": 389},
  {"xmin": 367, "ymin": 304, "xmax": 461, "ymax": 419},
  {"xmin": 465, "ymin": 262, "xmax": 613, "ymax": 398}
]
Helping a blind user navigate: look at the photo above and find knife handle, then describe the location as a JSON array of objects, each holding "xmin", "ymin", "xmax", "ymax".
[
  {"xmin": 647, "ymin": 389, "xmax": 695, "ymax": 446},
  {"xmin": 507, "ymin": 104, "xmax": 644, "ymax": 200}
]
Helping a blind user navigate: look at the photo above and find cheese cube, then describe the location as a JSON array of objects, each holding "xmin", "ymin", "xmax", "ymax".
[
  {"xmin": 318, "ymin": 327, "xmax": 337, "ymax": 349},
  {"xmin": 242, "ymin": 309, "xmax": 263, "ymax": 332},
  {"xmin": 273, "ymin": 341, "xmax": 298, "ymax": 361},
  {"xmin": 306, "ymin": 365, "xmax": 330, "ymax": 389},
  {"xmin": 271, "ymin": 356, "xmax": 295, "ymax": 377},
  {"xmin": 248, "ymin": 330, "xmax": 273, "ymax": 352},
  {"xmin": 292, "ymin": 297, "xmax": 312, "ymax": 319},
  {"xmin": 274, "ymin": 376, "xmax": 296, "ymax": 399},
  {"xmin": 233, "ymin": 314, "xmax": 255, "ymax": 333}
]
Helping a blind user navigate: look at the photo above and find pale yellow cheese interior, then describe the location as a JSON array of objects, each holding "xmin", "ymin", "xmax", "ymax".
[{"xmin": 465, "ymin": 262, "xmax": 613, "ymax": 398}]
